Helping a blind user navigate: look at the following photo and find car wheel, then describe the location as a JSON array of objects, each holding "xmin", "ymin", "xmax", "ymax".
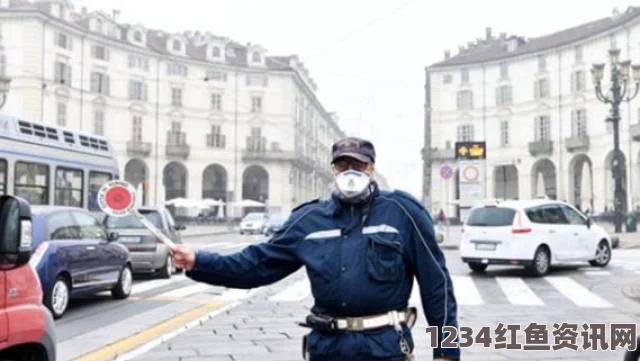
[
  {"xmin": 528, "ymin": 247, "xmax": 550, "ymax": 277},
  {"xmin": 158, "ymin": 255, "xmax": 173, "ymax": 279},
  {"xmin": 589, "ymin": 240, "xmax": 611, "ymax": 267},
  {"xmin": 468, "ymin": 262, "xmax": 487, "ymax": 273},
  {"xmin": 45, "ymin": 275, "xmax": 70, "ymax": 319},
  {"xmin": 111, "ymin": 265, "xmax": 133, "ymax": 299}
]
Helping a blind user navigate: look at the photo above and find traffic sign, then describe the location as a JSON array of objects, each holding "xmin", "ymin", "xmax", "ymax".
[
  {"xmin": 97, "ymin": 180, "xmax": 176, "ymax": 249},
  {"xmin": 440, "ymin": 165, "xmax": 454, "ymax": 180},
  {"xmin": 98, "ymin": 180, "xmax": 136, "ymax": 217},
  {"xmin": 462, "ymin": 164, "xmax": 480, "ymax": 182},
  {"xmin": 455, "ymin": 141, "xmax": 486, "ymax": 160}
]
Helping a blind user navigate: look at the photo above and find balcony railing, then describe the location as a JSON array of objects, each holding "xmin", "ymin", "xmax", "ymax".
[
  {"xmin": 166, "ymin": 131, "xmax": 190, "ymax": 158},
  {"xmin": 528, "ymin": 140, "xmax": 553, "ymax": 156},
  {"xmin": 564, "ymin": 136, "xmax": 590, "ymax": 152},
  {"xmin": 241, "ymin": 148, "xmax": 296, "ymax": 162},
  {"xmin": 126, "ymin": 140, "xmax": 152, "ymax": 157}
]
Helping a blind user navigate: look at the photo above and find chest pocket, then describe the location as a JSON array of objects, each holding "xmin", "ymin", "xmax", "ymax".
[{"xmin": 366, "ymin": 234, "xmax": 405, "ymax": 282}]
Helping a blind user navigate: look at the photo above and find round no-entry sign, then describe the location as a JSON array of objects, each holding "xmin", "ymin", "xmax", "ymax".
[
  {"xmin": 440, "ymin": 165, "xmax": 453, "ymax": 180},
  {"xmin": 98, "ymin": 180, "xmax": 136, "ymax": 217}
]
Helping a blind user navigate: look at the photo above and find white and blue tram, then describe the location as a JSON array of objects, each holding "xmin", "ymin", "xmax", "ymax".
[{"xmin": 0, "ymin": 115, "xmax": 119, "ymax": 211}]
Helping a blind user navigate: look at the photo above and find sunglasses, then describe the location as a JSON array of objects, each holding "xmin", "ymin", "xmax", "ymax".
[{"xmin": 333, "ymin": 158, "xmax": 369, "ymax": 172}]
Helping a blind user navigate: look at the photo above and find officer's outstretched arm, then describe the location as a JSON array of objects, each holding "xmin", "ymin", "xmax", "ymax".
[
  {"xmin": 402, "ymin": 199, "xmax": 460, "ymax": 361},
  {"xmin": 185, "ymin": 215, "xmax": 305, "ymax": 289}
]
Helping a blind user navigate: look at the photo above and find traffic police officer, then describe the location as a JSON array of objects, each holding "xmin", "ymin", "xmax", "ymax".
[{"xmin": 170, "ymin": 137, "xmax": 460, "ymax": 361}]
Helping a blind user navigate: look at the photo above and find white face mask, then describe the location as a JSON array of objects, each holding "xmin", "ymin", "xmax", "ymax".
[{"xmin": 334, "ymin": 170, "xmax": 371, "ymax": 200}]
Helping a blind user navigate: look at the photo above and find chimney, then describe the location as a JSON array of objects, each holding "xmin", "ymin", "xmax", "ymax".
[
  {"xmin": 81, "ymin": 6, "xmax": 87, "ymax": 15},
  {"xmin": 486, "ymin": 27, "xmax": 492, "ymax": 40},
  {"xmin": 444, "ymin": 49, "xmax": 451, "ymax": 59},
  {"xmin": 612, "ymin": 7, "xmax": 621, "ymax": 18},
  {"xmin": 500, "ymin": 32, "xmax": 507, "ymax": 40}
]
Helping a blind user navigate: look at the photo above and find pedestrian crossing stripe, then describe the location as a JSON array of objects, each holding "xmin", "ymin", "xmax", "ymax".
[{"xmin": 267, "ymin": 275, "xmax": 618, "ymax": 309}]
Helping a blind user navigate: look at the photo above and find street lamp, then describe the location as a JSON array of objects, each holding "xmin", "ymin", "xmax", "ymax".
[{"xmin": 592, "ymin": 48, "xmax": 640, "ymax": 233}]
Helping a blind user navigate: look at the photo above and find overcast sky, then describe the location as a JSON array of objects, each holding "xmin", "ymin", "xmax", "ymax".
[{"xmin": 73, "ymin": 0, "xmax": 637, "ymax": 198}]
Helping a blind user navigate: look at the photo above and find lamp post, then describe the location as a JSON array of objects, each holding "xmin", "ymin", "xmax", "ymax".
[
  {"xmin": 591, "ymin": 48, "xmax": 640, "ymax": 233},
  {"xmin": 0, "ymin": 36, "xmax": 11, "ymax": 110}
]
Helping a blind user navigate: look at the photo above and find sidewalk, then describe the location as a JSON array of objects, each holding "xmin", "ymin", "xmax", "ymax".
[{"xmin": 438, "ymin": 223, "xmax": 640, "ymax": 250}]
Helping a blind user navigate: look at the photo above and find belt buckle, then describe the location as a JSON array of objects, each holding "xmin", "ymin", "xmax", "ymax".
[{"xmin": 345, "ymin": 317, "xmax": 364, "ymax": 330}]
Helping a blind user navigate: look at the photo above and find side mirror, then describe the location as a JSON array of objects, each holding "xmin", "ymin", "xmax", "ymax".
[
  {"xmin": 175, "ymin": 224, "xmax": 186, "ymax": 231},
  {"xmin": 108, "ymin": 232, "xmax": 120, "ymax": 242},
  {"xmin": 0, "ymin": 195, "xmax": 33, "ymax": 269},
  {"xmin": 586, "ymin": 217, "xmax": 592, "ymax": 228}
]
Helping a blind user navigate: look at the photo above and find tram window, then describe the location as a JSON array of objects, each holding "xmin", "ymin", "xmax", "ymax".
[
  {"xmin": 14, "ymin": 161, "xmax": 49, "ymax": 205},
  {"xmin": 88, "ymin": 171, "xmax": 112, "ymax": 211},
  {"xmin": 0, "ymin": 159, "xmax": 6, "ymax": 195},
  {"xmin": 55, "ymin": 167, "xmax": 83, "ymax": 208}
]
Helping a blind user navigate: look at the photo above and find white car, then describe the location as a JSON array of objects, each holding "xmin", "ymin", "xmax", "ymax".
[
  {"xmin": 239, "ymin": 212, "xmax": 268, "ymax": 235},
  {"xmin": 459, "ymin": 199, "xmax": 612, "ymax": 276}
]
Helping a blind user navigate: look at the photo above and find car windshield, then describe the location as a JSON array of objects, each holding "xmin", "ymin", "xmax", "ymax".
[
  {"xmin": 244, "ymin": 213, "xmax": 265, "ymax": 221},
  {"xmin": 104, "ymin": 210, "xmax": 163, "ymax": 229},
  {"xmin": 466, "ymin": 207, "xmax": 516, "ymax": 227}
]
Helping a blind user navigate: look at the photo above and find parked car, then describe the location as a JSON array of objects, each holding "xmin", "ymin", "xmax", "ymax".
[
  {"xmin": 459, "ymin": 199, "xmax": 612, "ymax": 276},
  {"xmin": 264, "ymin": 212, "xmax": 291, "ymax": 236},
  {"xmin": 103, "ymin": 206, "xmax": 185, "ymax": 278},
  {"xmin": 239, "ymin": 212, "xmax": 268, "ymax": 235},
  {"xmin": 0, "ymin": 195, "xmax": 56, "ymax": 360},
  {"xmin": 28, "ymin": 206, "xmax": 132, "ymax": 318}
]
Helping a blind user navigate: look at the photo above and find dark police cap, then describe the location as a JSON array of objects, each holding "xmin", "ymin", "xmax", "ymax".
[{"xmin": 331, "ymin": 137, "xmax": 376, "ymax": 164}]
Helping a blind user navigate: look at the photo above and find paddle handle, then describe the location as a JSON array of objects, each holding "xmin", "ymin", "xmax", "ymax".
[{"xmin": 132, "ymin": 209, "xmax": 177, "ymax": 249}]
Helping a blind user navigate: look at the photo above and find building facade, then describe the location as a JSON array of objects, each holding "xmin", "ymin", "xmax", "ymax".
[
  {"xmin": 0, "ymin": 0, "xmax": 348, "ymax": 213},
  {"xmin": 423, "ymin": 8, "xmax": 640, "ymax": 218}
]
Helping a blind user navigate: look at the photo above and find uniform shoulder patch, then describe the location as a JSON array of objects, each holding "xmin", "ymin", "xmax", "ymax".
[{"xmin": 291, "ymin": 198, "xmax": 320, "ymax": 213}]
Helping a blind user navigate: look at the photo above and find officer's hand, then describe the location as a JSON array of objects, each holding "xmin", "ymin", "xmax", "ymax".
[{"xmin": 168, "ymin": 244, "xmax": 196, "ymax": 271}]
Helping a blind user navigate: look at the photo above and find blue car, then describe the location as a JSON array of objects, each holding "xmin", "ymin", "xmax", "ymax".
[{"xmin": 27, "ymin": 206, "xmax": 133, "ymax": 319}]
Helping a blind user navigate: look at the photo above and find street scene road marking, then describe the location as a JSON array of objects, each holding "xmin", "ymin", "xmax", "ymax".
[
  {"xmin": 545, "ymin": 276, "xmax": 613, "ymax": 308},
  {"xmin": 152, "ymin": 283, "xmax": 212, "ymax": 299},
  {"xmin": 452, "ymin": 275, "xmax": 484, "ymax": 305},
  {"xmin": 269, "ymin": 278, "xmax": 311, "ymax": 302},
  {"xmin": 131, "ymin": 275, "xmax": 186, "ymax": 295},
  {"xmin": 71, "ymin": 301, "xmax": 224, "ymax": 361},
  {"xmin": 581, "ymin": 270, "xmax": 612, "ymax": 276},
  {"xmin": 495, "ymin": 277, "xmax": 544, "ymax": 306}
]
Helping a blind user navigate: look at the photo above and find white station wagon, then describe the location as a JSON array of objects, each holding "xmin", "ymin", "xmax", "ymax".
[{"xmin": 459, "ymin": 199, "xmax": 613, "ymax": 276}]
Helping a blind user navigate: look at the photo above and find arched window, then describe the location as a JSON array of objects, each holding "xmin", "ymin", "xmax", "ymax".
[
  {"xmin": 212, "ymin": 46, "xmax": 221, "ymax": 58},
  {"xmin": 252, "ymin": 51, "xmax": 261, "ymax": 63},
  {"xmin": 133, "ymin": 31, "xmax": 142, "ymax": 42}
]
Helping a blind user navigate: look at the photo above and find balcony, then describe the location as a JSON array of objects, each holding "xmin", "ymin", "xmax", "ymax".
[
  {"xmin": 425, "ymin": 147, "xmax": 455, "ymax": 162},
  {"xmin": 241, "ymin": 149, "xmax": 297, "ymax": 162},
  {"xmin": 166, "ymin": 131, "xmax": 190, "ymax": 158},
  {"xmin": 166, "ymin": 144, "xmax": 190, "ymax": 158},
  {"xmin": 632, "ymin": 123, "xmax": 640, "ymax": 141},
  {"xmin": 126, "ymin": 140, "xmax": 152, "ymax": 157},
  {"xmin": 528, "ymin": 140, "xmax": 553, "ymax": 156},
  {"xmin": 564, "ymin": 136, "xmax": 590, "ymax": 152}
]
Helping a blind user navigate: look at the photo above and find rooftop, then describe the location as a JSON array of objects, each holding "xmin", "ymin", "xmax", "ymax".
[{"xmin": 429, "ymin": 6, "xmax": 640, "ymax": 68}]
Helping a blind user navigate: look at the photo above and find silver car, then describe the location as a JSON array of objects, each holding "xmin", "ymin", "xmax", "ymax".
[{"xmin": 103, "ymin": 207, "xmax": 185, "ymax": 278}]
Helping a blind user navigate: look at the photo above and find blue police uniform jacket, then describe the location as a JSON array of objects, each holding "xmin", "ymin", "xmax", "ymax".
[{"xmin": 186, "ymin": 185, "xmax": 460, "ymax": 361}]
